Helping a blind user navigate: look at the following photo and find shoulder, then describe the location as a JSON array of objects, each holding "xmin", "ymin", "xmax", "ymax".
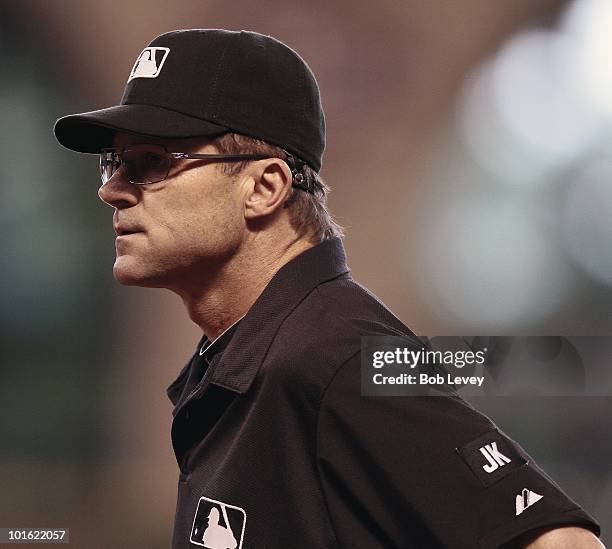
[
  {"xmin": 275, "ymin": 274, "xmax": 419, "ymax": 356},
  {"xmin": 262, "ymin": 274, "xmax": 422, "ymax": 390},
  {"xmin": 288, "ymin": 274, "xmax": 418, "ymax": 347}
]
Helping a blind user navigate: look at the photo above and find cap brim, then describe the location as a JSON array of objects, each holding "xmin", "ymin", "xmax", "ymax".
[{"xmin": 54, "ymin": 104, "xmax": 230, "ymax": 153}]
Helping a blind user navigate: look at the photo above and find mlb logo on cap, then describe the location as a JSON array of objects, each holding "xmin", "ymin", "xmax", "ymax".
[{"xmin": 128, "ymin": 47, "xmax": 170, "ymax": 83}]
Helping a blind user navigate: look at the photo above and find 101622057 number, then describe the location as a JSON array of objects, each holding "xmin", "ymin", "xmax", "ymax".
[{"xmin": 6, "ymin": 529, "xmax": 67, "ymax": 542}]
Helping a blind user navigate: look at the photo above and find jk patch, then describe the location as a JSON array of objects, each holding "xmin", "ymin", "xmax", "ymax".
[{"xmin": 456, "ymin": 429, "xmax": 528, "ymax": 487}]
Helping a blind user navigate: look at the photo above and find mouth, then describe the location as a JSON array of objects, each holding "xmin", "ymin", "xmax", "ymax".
[{"xmin": 115, "ymin": 225, "xmax": 143, "ymax": 236}]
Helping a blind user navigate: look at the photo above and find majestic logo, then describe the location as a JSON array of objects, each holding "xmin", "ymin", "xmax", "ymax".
[
  {"xmin": 127, "ymin": 47, "xmax": 170, "ymax": 83},
  {"xmin": 190, "ymin": 496, "xmax": 246, "ymax": 549},
  {"xmin": 515, "ymin": 488, "xmax": 544, "ymax": 515},
  {"xmin": 479, "ymin": 442, "xmax": 511, "ymax": 473}
]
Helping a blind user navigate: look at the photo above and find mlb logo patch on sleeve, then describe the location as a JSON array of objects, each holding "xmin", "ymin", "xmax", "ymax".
[{"xmin": 456, "ymin": 429, "xmax": 528, "ymax": 487}]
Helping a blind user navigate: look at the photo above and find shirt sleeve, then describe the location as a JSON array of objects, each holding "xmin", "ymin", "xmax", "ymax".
[{"xmin": 316, "ymin": 352, "xmax": 601, "ymax": 549}]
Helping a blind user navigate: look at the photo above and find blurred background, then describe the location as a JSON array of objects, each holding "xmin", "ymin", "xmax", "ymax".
[{"xmin": 1, "ymin": 0, "xmax": 610, "ymax": 546}]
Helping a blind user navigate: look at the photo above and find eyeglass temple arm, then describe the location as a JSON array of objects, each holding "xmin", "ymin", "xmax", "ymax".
[
  {"xmin": 170, "ymin": 153, "xmax": 270, "ymax": 160},
  {"xmin": 171, "ymin": 152, "xmax": 316, "ymax": 194}
]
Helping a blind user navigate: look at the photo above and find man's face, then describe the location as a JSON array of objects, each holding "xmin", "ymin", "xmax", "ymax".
[{"xmin": 98, "ymin": 133, "xmax": 246, "ymax": 290}]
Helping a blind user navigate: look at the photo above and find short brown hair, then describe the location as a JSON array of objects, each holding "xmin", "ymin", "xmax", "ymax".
[{"xmin": 211, "ymin": 133, "xmax": 344, "ymax": 244}]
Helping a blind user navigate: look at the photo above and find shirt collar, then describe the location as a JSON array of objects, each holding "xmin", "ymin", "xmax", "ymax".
[
  {"xmin": 165, "ymin": 316, "xmax": 244, "ymax": 406},
  {"xmin": 199, "ymin": 313, "xmax": 246, "ymax": 359},
  {"xmin": 166, "ymin": 236, "xmax": 350, "ymax": 398},
  {"xmin": 211, "ymin": 237, "xmax": 350, "ymax": 394}
]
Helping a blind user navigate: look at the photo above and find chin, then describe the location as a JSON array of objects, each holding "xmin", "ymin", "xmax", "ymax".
[
  {"xmin": 113, "ymin": 268, "xmax": 150, "ymax": 287},
  {"xmin": 112, "ymin": 258, "xmax": 163, "ymax": 288}
]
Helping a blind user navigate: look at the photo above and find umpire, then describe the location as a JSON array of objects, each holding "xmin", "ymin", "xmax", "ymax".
[{"xmin": 54, "ymin": 29, "xmax": 603, "ymax": 548}]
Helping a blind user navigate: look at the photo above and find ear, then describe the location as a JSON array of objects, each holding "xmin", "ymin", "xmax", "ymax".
[{"xmin": 243, "ymin": 158, "xmax": 293, "ymax": 220}]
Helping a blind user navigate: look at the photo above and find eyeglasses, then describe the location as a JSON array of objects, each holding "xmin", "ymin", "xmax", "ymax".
[{"xmin": 99, "ymin": 143, "xmax": 270, "ymax": 185}]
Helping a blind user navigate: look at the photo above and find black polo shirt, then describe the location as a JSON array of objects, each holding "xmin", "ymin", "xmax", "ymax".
[{"xmin": 166, "ymin": 237, "xmax": 600, "ymax": 549}]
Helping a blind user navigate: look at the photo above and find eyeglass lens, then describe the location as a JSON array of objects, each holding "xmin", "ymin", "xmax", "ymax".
[{"xmin": 100, "ymin": 144, "xmax": 170, "ymax": 185}]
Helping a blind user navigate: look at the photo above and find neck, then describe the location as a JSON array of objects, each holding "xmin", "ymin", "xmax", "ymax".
[{"xmin": 171, "ymin": 235, "xmax": 315, "ymax": 341}]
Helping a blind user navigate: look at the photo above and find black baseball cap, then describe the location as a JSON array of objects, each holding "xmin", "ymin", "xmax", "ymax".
[{"xmin": 53, "ymin": 29, "xmax": 325, "ymax": 172}]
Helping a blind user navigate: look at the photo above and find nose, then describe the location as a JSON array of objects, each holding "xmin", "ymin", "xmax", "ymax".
[{"xmin": 98, "ymin": 169, "xmax": 140, "ymax": 208}]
